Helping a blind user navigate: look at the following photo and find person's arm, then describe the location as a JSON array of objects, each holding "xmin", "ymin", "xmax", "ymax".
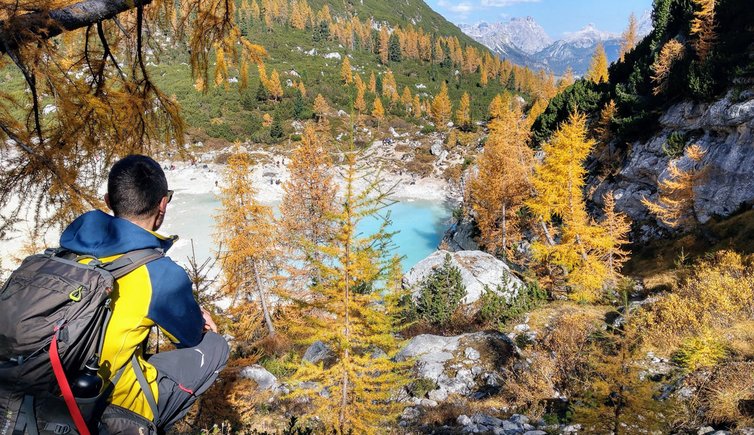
[{"xmin": 146, "ymin": 258, "xmax": 204, "ymax": 348}]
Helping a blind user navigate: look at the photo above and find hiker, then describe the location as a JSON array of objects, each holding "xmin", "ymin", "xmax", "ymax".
[{"xmin": 58, "ymin": 155, "xmax": 229, "ymax": 431}]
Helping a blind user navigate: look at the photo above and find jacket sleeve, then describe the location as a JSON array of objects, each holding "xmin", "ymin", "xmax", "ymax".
[{"xmin": 145, "ymin": 258, "xmax": 204, "ymax": 348}]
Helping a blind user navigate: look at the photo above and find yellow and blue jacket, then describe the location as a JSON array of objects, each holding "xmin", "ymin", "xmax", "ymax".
[{"xmin": 60, "ymin": 210, "xmax": 204, "ymax": 421}]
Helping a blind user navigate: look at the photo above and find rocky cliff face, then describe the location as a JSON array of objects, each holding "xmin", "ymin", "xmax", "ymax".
[{"xmin": 591, "ymin": 90, "xmax": 754, "ymax": 240}]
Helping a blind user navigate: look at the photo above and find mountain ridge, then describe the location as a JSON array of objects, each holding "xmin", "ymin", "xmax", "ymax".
[{"xmin": 460, "ymin": 12, "xmax": 652, "ymax": 76}]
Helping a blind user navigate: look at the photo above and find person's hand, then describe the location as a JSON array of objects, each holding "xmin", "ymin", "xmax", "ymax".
[{"xmin": 201, "ymin": 306, "xmax": 218, "ymax": 333}]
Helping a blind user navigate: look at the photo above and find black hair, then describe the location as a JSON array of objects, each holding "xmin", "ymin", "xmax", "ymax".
[{"xmin": 107, "ymin": 155, "xmax": 168, "ymax": 218}]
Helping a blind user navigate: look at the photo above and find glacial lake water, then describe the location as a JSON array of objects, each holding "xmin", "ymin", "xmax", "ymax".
[{"xmin": 160, "ymin": 192, "xmax": 453, "ymax": 272}]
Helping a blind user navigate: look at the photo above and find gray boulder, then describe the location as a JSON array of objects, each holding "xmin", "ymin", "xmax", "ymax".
[
  {"xmin": 303, "ymin": 340, "xmax": 336, "ymax": 368},
  {"xmin": 396, "ymin": 332, "xmax": 518, "ymax": 402},
  {"xmin": 403, "ymin": 250, "xmax": 522, "ymax": 304},
  {"xmin": 238, "ymin": 365, "xmax": 279, "ymax": 391},
  {"xmin": 430, "ymin": 141, "xmax": 444, "ymax": 156}
]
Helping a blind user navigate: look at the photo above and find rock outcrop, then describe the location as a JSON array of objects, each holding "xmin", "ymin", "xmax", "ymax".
[
  {"xmin": 239, "ymin": 365, "xmax": 279, "ymax": 391},
  {"xmin": 396, "ymin": 332, "xmax": 518, "ymax": 401},
  {"xmin": 403, "ymin": 250, "xmax": 522, "ymax": 304},
  {"xmin": 591, "ymin": 91, "xmax": 754, "ymax": 240}
]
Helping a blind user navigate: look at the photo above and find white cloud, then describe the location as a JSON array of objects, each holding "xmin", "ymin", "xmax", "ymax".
[
  {"xmin": 438, "ymin": 0, "xmax": 476, "ymax": 14},
  {"xmin": 481, "ymin": 0, "xmax": 541, "ymax": 7}
]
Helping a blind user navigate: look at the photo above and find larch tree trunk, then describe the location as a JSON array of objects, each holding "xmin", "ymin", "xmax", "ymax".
[{"xmin": 253, "ymin": 260, "xmax": 276, "ymax": 336}]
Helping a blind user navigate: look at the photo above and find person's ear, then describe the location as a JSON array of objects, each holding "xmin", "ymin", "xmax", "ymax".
[
  {"xmin": 104, "ymin": 193, "xmax": 112, "ymax": 211},
  {"xmin": 158, "ymin": 196, "xmax": 168, "ymax": 215}
]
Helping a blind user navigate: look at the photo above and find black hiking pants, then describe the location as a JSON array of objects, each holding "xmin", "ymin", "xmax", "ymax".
[{"xmin": 146, "ymin": 332, "xmax": 229, "ymax": 430}]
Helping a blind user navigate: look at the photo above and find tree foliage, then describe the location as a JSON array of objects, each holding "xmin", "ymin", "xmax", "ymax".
[
  {"xmin": 527, "ymin": 112, "xmax": 609, "ymax": 301},
  {"xmin": 469, "ymin": 94, "xmax": 532, "ymax": 258},
  {"xmin": 431, "ymin": 81, "xmax": 452, "ymax": 130},
  {"xmin": 414, "ymin": 253, "xmax": 466, "ymax": 327},
  {"xmin": 641, "ymin": 144, "xmax": 707, "ymax": 230},
  {"xmin": 280, "ymin": 123, "xmax": 338, "ymax": 292},
  {"xmin": 286, "ymin": 150, "xmax": 408, "ymax": 434},
  {"xmin": 215, "ymin": 150, "xmax": 279, "ymax": 340},
  {"xmin": 0, "ymin": 0, "xmax": 265, "ymax": 233},
  {"xmin": 586, "ymin": 43, "xmax": 609, "ymax": 84}
]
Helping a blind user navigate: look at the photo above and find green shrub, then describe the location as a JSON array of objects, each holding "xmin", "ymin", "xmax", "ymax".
[
  {"xmin": 662, "ymin": 131, "xmax": 686, "ymax": 158},
  {"xmin": 408, "ymin": 377, "xmax": 438, "ymax": 398},
  {"xmin": 673, "ymin": 332, "xmax": 728, "ymax": 371},
  {"xmin": 206, "ymin": 122, "xmax": 236, "ymax": 141},
  {"xmin": 420, "ymin": 124, "xmax": 436, "ymax": 134},
  {"xmin": 479, "ymin": 279, "xmax": 547, "ymax": 329},
  {"xmin": 414, "ymin": 253, "xmax": 465, "ymax": 327}
]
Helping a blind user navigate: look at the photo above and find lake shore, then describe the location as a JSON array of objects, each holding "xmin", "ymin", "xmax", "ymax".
[
  {"xmin": 0, "ymin": 150, "xmax": 458, "ymax": 270},
  {"xmin": 162, "ymin": 148, "xmax": 458, "ymax": 205}
]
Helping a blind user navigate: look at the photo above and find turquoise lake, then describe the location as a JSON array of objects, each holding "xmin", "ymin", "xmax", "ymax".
[{"xmin": 161, "ymin": 193, "xmax": 452, "ymax": 271}]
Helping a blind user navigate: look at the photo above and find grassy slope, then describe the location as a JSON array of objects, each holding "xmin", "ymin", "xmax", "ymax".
[
  {"xmin": 151, "ymin": 20, "xmax": 510, "ymax": 145},
  {"xmin": 309, "ymin": 0, "xmax": 484, "ymax": 49}
]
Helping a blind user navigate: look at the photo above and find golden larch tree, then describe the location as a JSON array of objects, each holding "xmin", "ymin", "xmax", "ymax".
[
  {"xmin": 262, "ymin": 113, "xmax": 273, "ymax": 127},
  {"xmin": 354, "ymin": 73, "xmax": 365, "ymax": 93},
  {"xmin": 258, "ymin": 63, "xmax": 270, "ymax": 89},
  {"xmin": 290, "ymin": 0, "xmax": 307, "ymax": 29},
  {"xmin": 313, "ymin": 94, "xmax": 330, "ymax": 125},
  {"xmin": 368, "ymin": 72, "xmax": 377, "ymax": 94},
  {"xmin": 298, "ymin": 80, "xmax": 307, "ymax": 97},
  {"xmin": 619, "ymin": 13, "xmax": 639, "ymax": 62},
  {"xmin": 412, "ymin": 95, "xmax": 423, "ymax": 118},
  {"xmin": 690, "ymin": 0, "xmax": 716, "ymax": 61},
  {"xmin": 469, "ymin": 95, "xmax": 532, "ymax": 257},
  {"xmin": 431, "ymin": 81, "xmax": 452, "ymax": 130},
  {"xmin": 558, "ymin": 67, "xmax": 576, "ymax": 92},
  {"xmin": 0, "ymin": 0, "xmax": 266, "ymax": 232},
  {"xmin": 401, "ymin": 86, "xmax": 413, "ymax": 111},
  {"xmin": 586, "ymin": 43, "xmax": 609, "ymax": 84},
  {"xmin": 595, "ymin": 100, "xmax": 617, "ymax": 144},
  {"xmin": 641, "ymin": 144, "xmax": 708, "ymax": 230},
  {"xmin": 266, "ymin": 69, "xmax": 284, "ymax": 100},
  {"xmin": 354, "ymin": 87, "xmax": 367, "ymax": 116},
  {"xmin": 340, "ymin": 56, "xmax": 353, "ymax": 84},
  {"xmin": 433, "ymin": 39, "xmax": 445, "ymax": 64},
  {"xmin": 215, "ymin": 150, "xmax": 279, "ymax": 338},
  {"xmin": 599, "ymin": 191, "xmax": 631, "ymax": 289},
  {"xmin": 372, "ymin": 97, "xmax": 385, "ymax": 127},
  {"xmin": 379, "ymin": 26, "xmax": 390, "ymax": 64},
  {"xmin": 381, "ymin": 70, "xmax": 398, "ymax": 100},
  {"xmin": 279, "ymin": 123, "xmax": 339, "ymax": 290},
  {"xmin": 526, "ymin": 98, "xmax": 549, "ymax": 130},
  {"xmin": 527, "ymin": 111, "xmax": 608, "ymax": 301},
  {"xmin": 455, "ymin": 92, "xmax": 472, "ymax": 132},
  {"xmin": 651, "ymin": 39, "xmax": 687, "ymax": 96},
  {"xmin": 287, "ymin": 150, "xmax": 409, "ymax": 434},
  {"xmin": 250, "ymin": 0, "xmax": 261, "ymax": 21}
]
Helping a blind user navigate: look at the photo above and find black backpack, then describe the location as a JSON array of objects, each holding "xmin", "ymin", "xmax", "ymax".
[{"xmin": 0, "ymin": 248, "xmax": 164, "ymax": 435}]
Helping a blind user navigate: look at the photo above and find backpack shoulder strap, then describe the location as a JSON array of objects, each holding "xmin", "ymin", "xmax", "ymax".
[{"xmin": 103, "ymin": 249, "xmax": 165, "ymax": 280}]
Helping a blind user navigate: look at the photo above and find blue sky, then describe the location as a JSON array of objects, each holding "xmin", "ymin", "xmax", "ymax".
[{"xmin": 427, "ymin": 0, "xmax": 653, "ymax": 38}]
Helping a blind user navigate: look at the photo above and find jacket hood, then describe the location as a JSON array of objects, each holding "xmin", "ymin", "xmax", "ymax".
[{"xmin": 60, "ymin": 210, "xmax": 176, "ymax": 257}]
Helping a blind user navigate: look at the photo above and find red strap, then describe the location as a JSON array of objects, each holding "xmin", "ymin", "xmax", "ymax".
[{"xmin": 50, "ymin": 327, "xmax": 91, "ymax": 435}]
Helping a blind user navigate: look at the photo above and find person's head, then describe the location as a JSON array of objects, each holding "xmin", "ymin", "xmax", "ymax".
[{"xmin": 105, "ymin": 155, "xmax": 172, "ymax": 231}]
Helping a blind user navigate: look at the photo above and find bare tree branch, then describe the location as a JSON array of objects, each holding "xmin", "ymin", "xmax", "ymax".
[{"xmin": 0, "ymin": 0, "xmax": 154, "ymax": 54}]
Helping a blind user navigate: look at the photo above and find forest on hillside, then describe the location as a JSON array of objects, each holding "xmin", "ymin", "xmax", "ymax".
[{"xmin": 1, "ymin": 0, "xmax": 754, "ymax": 433}]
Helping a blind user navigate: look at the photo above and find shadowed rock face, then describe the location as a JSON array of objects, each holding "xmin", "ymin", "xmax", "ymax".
[
  {"xmin": 396, "ymin": 331, "xmax": 518, "ymax": 400},
  {"xmin": 403, "ymin": 250, "xmax": 522, "ymax": 304},
  {"xmin": 591, "ymin": 92, "xmax": 754, "ymax": 241}
]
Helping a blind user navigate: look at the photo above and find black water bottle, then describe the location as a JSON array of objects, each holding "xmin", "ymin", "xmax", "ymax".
[{"xmin": 71, "ymin": 356, "xmax": 103, "ymax": 398}]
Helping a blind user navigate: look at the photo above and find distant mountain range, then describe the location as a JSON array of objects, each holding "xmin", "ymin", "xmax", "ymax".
[{"xmin": 459, "ymin": 13, "xmax": 652, "ymax": 76}]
